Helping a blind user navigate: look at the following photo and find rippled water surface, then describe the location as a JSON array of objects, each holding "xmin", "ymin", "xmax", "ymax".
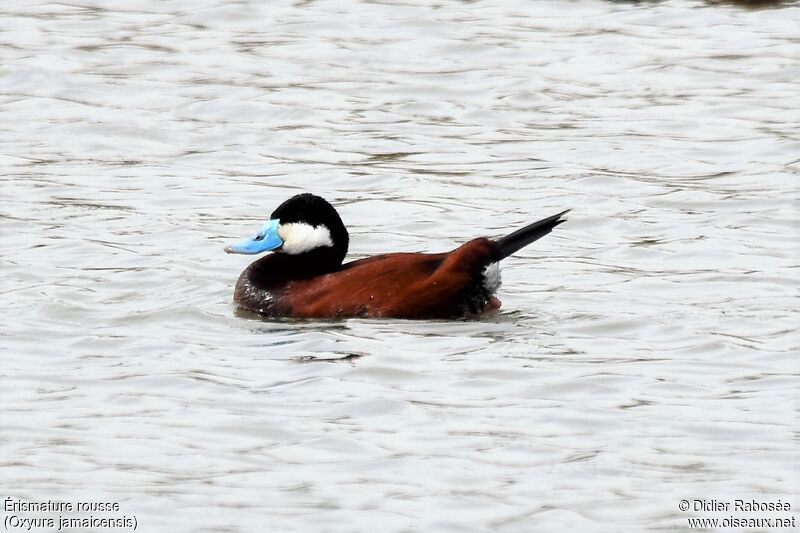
[{"xmin": 2, "ymin": 0, "xmax": 799, "ymax": 531}]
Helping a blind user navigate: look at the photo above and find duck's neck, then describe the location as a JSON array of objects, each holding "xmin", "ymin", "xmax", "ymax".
[{"xmin": 248, "ymin": 248, "xmax": 344, "ymax": 287}]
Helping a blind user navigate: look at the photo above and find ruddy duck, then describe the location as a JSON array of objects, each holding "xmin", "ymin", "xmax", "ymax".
[{"xmin": 225, "ymin": 193, "xmax": 568, "ymax": 319}]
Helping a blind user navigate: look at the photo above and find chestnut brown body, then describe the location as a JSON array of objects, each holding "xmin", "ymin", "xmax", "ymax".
[{"xmin": 234, "ymin": 238, "xmax": 499, "ymax": 319}]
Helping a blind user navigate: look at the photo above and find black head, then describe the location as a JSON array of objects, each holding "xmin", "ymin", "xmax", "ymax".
[
  {"xmin": 271, "ymin": 193, "xmax": 349, "ymax": 261},
  {"xmin": 225, "ymin": 193, "xmax": 349, "ymax": 274},
  {"xmin": 271, "ymin": 193, "xmax": 346, "ymax": 235}
]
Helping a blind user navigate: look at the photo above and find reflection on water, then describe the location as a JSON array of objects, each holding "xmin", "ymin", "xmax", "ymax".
[{"xmin": 2, "ymin": 0, "xmax": 798, "ymax": 531}]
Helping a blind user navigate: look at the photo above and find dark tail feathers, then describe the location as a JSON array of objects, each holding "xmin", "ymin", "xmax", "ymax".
[{"xmin": 495, "ymin": 210, "xmax": 570, "ymax": 260}]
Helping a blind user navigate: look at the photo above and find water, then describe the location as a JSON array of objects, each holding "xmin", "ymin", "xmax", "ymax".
[{"xmin": 2, "ymin": 0, "xmax": 798, "ymax": 531}]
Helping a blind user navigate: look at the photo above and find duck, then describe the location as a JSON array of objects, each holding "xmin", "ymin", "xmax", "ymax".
[{"xmin": 225, "ymin": 193, "xmax": 568, "ymax": 319}]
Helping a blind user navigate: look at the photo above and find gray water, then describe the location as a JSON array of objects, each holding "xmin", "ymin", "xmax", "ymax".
[{"xmin": 2, "ymin": 0, "xmax": 799, "ymax": 531}]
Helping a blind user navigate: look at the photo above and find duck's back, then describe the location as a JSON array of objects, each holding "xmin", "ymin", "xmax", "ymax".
[{"xmin": 286, "ymin": 237, "xmax": 497, "ymax": 318}]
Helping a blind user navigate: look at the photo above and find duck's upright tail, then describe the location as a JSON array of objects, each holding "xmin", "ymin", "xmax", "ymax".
[{"xmin": 494, "ymin": 210, "xmax": 570, "ymax": 260}]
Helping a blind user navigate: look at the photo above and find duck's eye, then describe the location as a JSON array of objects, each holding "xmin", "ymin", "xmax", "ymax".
[{"xmin": 253, "ymin": 234, "xmax": 264, "ymax": 241}]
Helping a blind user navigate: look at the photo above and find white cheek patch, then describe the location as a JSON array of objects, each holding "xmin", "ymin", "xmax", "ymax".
[
  {"xmin": 277, "ymin": 222, "xmax": 333, "ymax": 255},
  {"xmin": 482, "ymin": 262, "xmax": 501, "ymax": 293}
]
